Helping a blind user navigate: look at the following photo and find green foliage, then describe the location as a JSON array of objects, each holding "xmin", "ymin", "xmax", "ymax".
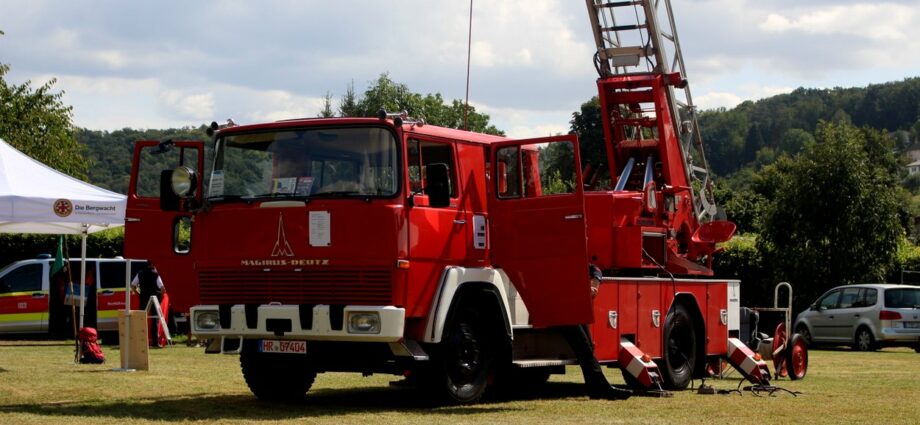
[
  {"xmin": 712, "ymin": 235, "xmax": 771, "ymax": 306},
  {"xmin": 700, "ymin": 78, "xmax": 920, "ymax": 177},
  {"xmin": 758, "ymin": 122, "xmax": 902, "ymax": 311},
  {"xmin": 338, "ymin": 73, "xmax": 503, "ymax": 135},
  {"xmin": 569, "ymin": 97, "xmax": 612, "ymax": 187},
  {"xmin": 0, "ymin": 62, "xmax": 88, "ymax": 179},
  {"xmin": 77, "ymin": 127, "xmax": 210, "ymax": 194},
  {"xmin": 891, "ymin": 237, "xmax": 920, "ymax": 284},
  {"xmin": 0, "ymin": 229, "xmax": 124, "ymax": 268}
]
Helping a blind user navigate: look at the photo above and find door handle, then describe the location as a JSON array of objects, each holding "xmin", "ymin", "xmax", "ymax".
[
  {"xmin": 564, "ymin": 214, "xmax": 584, "ymax": 221},
  {"xmin": 31, "ymin": 292, "xmax": 45, "ymax": 298},
  {"xmin": 828, "ymin": 315, "xmax": 834, "ymax": 319},
  {"xmin": 101, "ymin": 290, "xmax": 114, "ymax": 296},
  {"xmin": 453, "ymin": 220, "xmax": 467, "ymax": 225},
  {"xmin": 854, "ymin": 314, "xmax": 860, "ymax": 318}
]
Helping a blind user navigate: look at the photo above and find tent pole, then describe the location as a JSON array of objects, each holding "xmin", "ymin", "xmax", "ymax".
[{"xmin": 79, "ymin": 225, "xmax": 88, "ymax": 330}]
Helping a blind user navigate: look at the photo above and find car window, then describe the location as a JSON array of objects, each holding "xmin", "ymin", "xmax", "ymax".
[
  {"xmin": 855, "ymin": 288, "xmax": 878, "ymax": 307},
  {"xmin": 99, "ymin": 261, "xmax": 128, "ymax": 289},
  {"xmin": 818, "ymin": 290, "xmax": 841, "ymax": 309},
  {"xmin": 884, "ymin": 288, "xmax": 920, "ymax": 308},
  {"xmin": 839, "ymin": 287, "xmax": 861, "ymax": 308},
  {"xmin": 0, "ymin": 263, "xmax": 43, "ymax": 293}
]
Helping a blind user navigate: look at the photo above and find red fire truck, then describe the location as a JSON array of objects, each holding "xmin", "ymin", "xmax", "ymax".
[{"xmin": 124, "ymin": 0, "xmax": 770, "ymax": 403}]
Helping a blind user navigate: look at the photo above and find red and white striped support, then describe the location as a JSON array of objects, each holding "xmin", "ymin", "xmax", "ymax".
[
  {"xmin": 619, "ymin": 340, "xmax": 662, "ymax": 389},
  {"xmin": 726, "ymin": 337, "xmax": 771, "ymax": 385}
]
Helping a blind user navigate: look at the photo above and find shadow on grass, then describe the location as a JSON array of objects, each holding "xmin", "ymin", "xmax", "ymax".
[{"xmin": 0, "ymin": 382, "xmax": 592, "ymax": 420}]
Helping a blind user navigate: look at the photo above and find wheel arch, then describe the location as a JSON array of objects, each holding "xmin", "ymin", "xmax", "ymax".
[{"xmin": 423, "ymin": 267, "xmax": 513, "ymax": 344}]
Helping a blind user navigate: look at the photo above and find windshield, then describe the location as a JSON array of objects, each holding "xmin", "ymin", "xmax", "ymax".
[
  {"xmin": 208, "ymin": 126, "xmax": 399, "ymax": 200},
  {"xmin": 884, "ymin": 288, "xmax": 920, "ymax": 308}
]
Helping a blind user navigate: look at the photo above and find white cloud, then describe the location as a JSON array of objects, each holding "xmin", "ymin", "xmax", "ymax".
[
  {"xmin": 158, "ymin": 90, "xmax": 215, "ymax": 121},
  {"xmin": 695, "ymin": 92, "xmax": 744, "ymax": 110},
  {"xmin": 760, "ymin": 4, "xmax": 914, "ymax": 41}
]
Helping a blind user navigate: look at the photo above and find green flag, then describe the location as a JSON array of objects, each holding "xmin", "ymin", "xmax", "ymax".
[{"xmin": 51, "ymin": 236, "xmax": 64, "ymax": 275}]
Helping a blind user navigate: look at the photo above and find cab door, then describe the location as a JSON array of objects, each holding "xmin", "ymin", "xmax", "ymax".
[
  {"xmin": 0, "ymin": 262, "xmax": 48, "ymax": 333},
  {"xmin": 488, "ymin": 135, "xmax": 592, "ymax": 327},
  {"xmin": 124, "ymin": 140, "xmax": 204, "ymax": 314}
]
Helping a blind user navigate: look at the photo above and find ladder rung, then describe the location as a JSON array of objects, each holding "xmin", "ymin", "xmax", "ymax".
[
  {"xmin": 602, "ymin": 24, "xmax": 648, "ymax": 32},
  {"xmin": 595, "ymin": 1, "xmax": 641, "ymax": 8}
]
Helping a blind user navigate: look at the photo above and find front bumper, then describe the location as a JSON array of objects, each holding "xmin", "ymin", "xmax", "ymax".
[{"xmin": 191, "ymin": 304, "xmax": 405, "ymax": 343}]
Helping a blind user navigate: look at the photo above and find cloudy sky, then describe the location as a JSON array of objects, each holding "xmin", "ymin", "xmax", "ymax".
[{"xmin": 2, "ymin": 0, "xmax": 918, "ymax": 138}]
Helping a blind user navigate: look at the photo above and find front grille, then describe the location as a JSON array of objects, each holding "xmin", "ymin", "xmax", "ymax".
[{"xmin": 199, "ymin": 267, "xmax": 393, "ymax": 306}]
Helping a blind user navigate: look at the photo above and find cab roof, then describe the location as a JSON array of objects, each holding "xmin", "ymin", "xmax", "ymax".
[{"xmin": 215, "ymin": 117, "xmax": 509, "ymax": 146}]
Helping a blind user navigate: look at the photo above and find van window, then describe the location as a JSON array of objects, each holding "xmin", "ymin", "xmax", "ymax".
[
  {"xmin": 855, "ymin": 288, "xmax": 878, "ymax": 307},
  {"xmin": 884, "ymin": 288, "xmax": 920, "ymax": 308},
  {"xmin": 0, "ymin": 263, "xmax": 43, "ymax": 293},
  {"xmin": 818, "ymin": 290, "xmax": 840, "ymax": 310},
  {"xmin": 838, "ymin": 287, "xmax": 860, "ymax": 308},
  {"xmin": 99, "ymin": 262, "xmax": 128, "ymax": 289},
  {"xmin": 70, "ymin": 261, "xmax": 98, "ymax": 286}
]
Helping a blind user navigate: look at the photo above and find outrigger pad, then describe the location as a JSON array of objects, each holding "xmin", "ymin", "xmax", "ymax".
[{"xmin": 726, "ymin": 337, "xmax": 771, "ymax": 386}]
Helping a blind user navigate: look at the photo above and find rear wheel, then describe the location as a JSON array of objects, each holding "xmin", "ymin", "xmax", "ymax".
[
  {"xmin": 240, "ymin": 340, "xmax": 316, "ymax": 402},
  {"xmin": 657, "ymin": 304, "xmax": 697, "ymax": 390},
  {"xmin": 787, "ymin": 333, "xmax": 808, "ymax": 380},
  {"xmin": 853, "ymin": 327, "xmax": 875, "ymax": 352}
]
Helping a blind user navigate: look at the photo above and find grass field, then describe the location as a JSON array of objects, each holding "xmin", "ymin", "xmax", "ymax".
[{"xmin": 0, "ymin": 338, "xmax": 917, "ymax": 424}]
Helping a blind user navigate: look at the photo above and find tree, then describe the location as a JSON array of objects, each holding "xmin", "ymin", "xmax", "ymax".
[
  {"xmin": 338, "ymin": 73, "xmax": 502, "ymax": 135},
  {"xmin": 758, "ymin": 122, "xmax": 901, "ymax": 310},
  {"xmin": 0, "ymin": 62, "xmax": 88, "ymax": 179},
  {"xmin": 318, "ymin": 92, "xmax": 334, "ymax": 118}
]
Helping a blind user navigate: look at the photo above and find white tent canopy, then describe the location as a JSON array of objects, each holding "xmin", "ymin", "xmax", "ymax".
[
  {"xmin": 0, "ymin": 138, "xmax": 126, "ymax": 234},
  {"xmin": 0, "ymin": 137, "xmax": 127, "ymax": 329}
]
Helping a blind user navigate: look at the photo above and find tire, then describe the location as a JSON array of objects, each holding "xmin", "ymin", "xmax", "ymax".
[
  {"xmin": 787, "ymin": 333, "xmax": 808, "ymax": 380},
  {"xmin": 853, "ymin": 327, "xmax": 875, "ymax": 352},
  {"xmin": 914, "ymin": 344, "xmax": 920, "ymax": 354},
  {"xmin": 240, "ymin": 340, "xmax": 316, "ymax": 402},
  {"xmin": 794, "ymin": 324, "xmax": 812, "ymax": 347},
  {"xmin": 657, "ymin": 304, "xmax": 697, "ymax": 390},
  {"xmin": 428, "ymin": 314, "xmax": 493, "ymax": 404},
  {"xmin": 772, "ymin": 323, "xmax": 788, "ymax": 378}
]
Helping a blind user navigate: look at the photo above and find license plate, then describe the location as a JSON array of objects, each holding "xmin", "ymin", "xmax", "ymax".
[
  {"xmin": 259, "ymin": 340, "xmax": 307, "ymax": 354},
  {"xmin": 905, "ymin": 322, "xmax": 920, "ymax": 329}
]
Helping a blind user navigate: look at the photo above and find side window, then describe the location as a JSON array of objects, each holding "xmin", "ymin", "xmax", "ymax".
[
  {"xmin": 0, "ymin": 264, "xmax": 43, "ymax": 293},
  {"xmin": 99, "ymin": 262, "xmax": 128, "ymax": 289},
  {"xmin": 838, "ymin": 287, "xmax": 860, "ymax": 309},
  {"xmin": 855, "ymin": 288, "xmax": 878, "ymax": 308},
  {"xmin": 496, "ymin": 140, "xmax": 577, "ymax": 199},
  {"xmin": 818, "ymin": 290, "xmax": 841, "ymax": 310},
  {"xmin": 407, "ymin": 139, "xmax": 457, "ymax": 198}
]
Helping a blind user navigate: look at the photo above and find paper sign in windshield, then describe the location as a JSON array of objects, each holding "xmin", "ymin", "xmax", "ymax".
[{"xmin": 309, "ymin": 211, "xmax": 331, "ymax": 247}]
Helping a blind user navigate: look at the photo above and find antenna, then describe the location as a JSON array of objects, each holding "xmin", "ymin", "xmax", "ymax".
[{"xmin": 464, "ymin": 0, "xmax": 473, "ymax": 131}]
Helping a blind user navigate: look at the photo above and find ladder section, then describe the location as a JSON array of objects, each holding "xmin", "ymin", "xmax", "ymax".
[{"xmin": 586, "ymin": 0, "xmax": 717, "ymax": 221}]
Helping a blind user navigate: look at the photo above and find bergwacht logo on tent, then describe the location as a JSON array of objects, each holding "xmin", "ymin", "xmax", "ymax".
[{"xmin": 53, "ymin": 199, "xmax": 74, "ymax": 217}]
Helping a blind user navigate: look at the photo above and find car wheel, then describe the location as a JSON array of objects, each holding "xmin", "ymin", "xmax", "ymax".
[
  {"xmin": 656, "ymin": 304, "xmax": 697, "ymax": 390},
  {"xmin": 794, "ymin": 324, "xmax": 812, "ymax": 346},
  {"xmin": 853, "ymin": 327, "xmax": 875, "ymax": 352},
  {"xmin": 914, "ymin": 344, "xmax": 920, "ymax": 354}
]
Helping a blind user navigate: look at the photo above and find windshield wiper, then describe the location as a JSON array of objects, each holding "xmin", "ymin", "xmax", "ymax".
[{"xmin": 311, "ymin": 191, "xmax": 362, "ymax": 197}]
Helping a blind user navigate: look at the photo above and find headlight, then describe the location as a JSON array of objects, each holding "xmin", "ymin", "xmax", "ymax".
[
  {"xmin": 195, "ymin": 310, "xmax": 220, "ymax": 331},
  {"xmin": 171, "ymin": 166, "xmax": 198, "ymax": 197},
  {"xmin": 348, "ymin": 312, "xmax": 381, "ymax": 334}
]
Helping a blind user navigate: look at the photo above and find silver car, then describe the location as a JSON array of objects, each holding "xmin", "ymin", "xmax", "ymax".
[{"xmin": 794, "ymin": 284, "xmax": 920, "ymax": 352}]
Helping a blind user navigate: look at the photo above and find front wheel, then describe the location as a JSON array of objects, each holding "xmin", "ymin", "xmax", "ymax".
[
  {"xmin": 795, "ymin": 324, "xmax": 812, "ymax": 346},
  {"xmin": 657, "ymin": 304, "xmax": 697, "ymax": 390},
  {"xmin": 428, "ymin": 316, "xmax": 493, "ymax": 404},
  {"xmin": 240, "ymin": 341, "xmax": 316, "ymax": 402}
]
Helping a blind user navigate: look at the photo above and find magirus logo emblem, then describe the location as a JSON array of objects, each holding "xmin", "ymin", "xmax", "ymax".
[{"xmin": 271, "ymin": 213, "xmax": 295, "ymax": 257}]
